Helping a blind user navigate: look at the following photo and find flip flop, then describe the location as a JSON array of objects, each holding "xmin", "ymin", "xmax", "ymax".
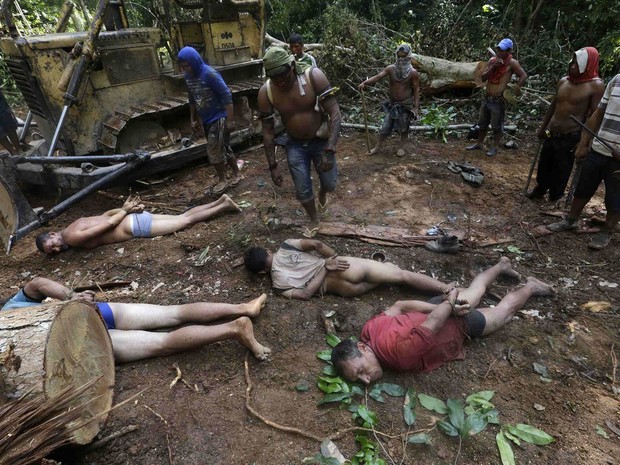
[
  {"xmin": 212, "ymin": 181, "xmax": 229, "ymax": 195},
  {"xmin": 229, "ymin": 175, "xmax": 244, "ymax": 187},
  {"xmin": 303, "ymin": 226, "xmax": 320, "ymax": 238},
  {"xmin": 318, "ymin": 198, "xmax": 329, "ymax": 215}
]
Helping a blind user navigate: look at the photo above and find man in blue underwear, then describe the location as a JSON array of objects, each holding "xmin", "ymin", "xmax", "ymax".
[
  {"xmin": 1, "ymin": 277, "xmax": 271, "ymax": 362},
  {"xmin": 35, "ymin": 194, "xmax": 241, "ymax": 255}
]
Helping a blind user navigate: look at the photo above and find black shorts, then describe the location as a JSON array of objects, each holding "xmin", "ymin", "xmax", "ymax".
[
  {"xmin": 426, "ymin": 295, "xmax": 486, "ymax": 337},
  {"xmin": 463, "ymin": 309, "xmax": 486, "ymax": 338},
  {"xmin": 574, "ymin": 150, "xmax": 620, "ymax": 213}
]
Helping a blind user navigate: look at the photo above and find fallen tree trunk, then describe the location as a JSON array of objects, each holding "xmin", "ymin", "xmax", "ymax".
[
  {"xmin": 411, "ymin": 54, "xmax": 483, "ymax": 92},
  {"xmin": 0, "ymin": 301, "xmax": 114, "ymax": 444},
  {"xmin": 342, "ymin": 123, "xmax": 517, "ymax": 133}
]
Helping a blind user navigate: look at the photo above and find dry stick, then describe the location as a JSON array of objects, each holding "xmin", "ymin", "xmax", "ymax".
[
  {"xmin": 83, "ymin": 425, "xmax": 139, "ymax": 452},
  {"xmin": 243, "ymin": 356, "xmax": 403, "ymax": 442},
  {"xmin": 519, "ymin": 221, "xmax": 549, "ymax": 261},
  {"xmin": 360, "ymin": 89, "xmax": 372, "ymax": 153},
  {"xmin": 143, "ymin": 405, "xmax": 173, "ymax": 465},
  {"xmin": 611, "ymin": 343, "xmax": 617, "ymax": 386}
]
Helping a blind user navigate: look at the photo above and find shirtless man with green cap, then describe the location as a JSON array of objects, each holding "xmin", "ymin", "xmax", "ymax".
[{"xmin": 258, "ymin": 47, "xmax": 342, "ymax": 238}]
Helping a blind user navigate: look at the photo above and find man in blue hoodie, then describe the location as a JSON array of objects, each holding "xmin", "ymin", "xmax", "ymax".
[{"xmin": 178, "ymin": 46, "xmax": 242, "ymax": 194}]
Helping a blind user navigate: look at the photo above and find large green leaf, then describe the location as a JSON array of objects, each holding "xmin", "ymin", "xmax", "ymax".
[
  {"xmin": 438, "ymin": 419, "xmax": 459, "ymax": 437},
  {"xmin": 373, "ymin": 383, "xmax": 406, "ymax": 397},
  {"xmin": 504, "ymin": 430, "xmax": 521, "ymax": 446},
  {"xmin": 318, "ymin": 375, "xmax": 343, "ymax": 384},
  {"xmin": 466, "ymin": 390, "xmax": 495, "ymax": 403},
  {"xmin": 357, "ymin": 405, "xmax": 378, "ymax": 426},
  {"xmin": 464, "ymin": 412, "xmax": 488, "ymax": 436},
  {"xmin": 407, "ymin": 433, "xmax": 432, "ymax": 445},
  {"xmin": 447, "ymin": 398, "xmax": 465, "ymax": 431},
  {"xmin": 505, "ymin": 424, "xmax": 554, "ymax": 445},
  {"xmin": 368, "ymin": 389, "xmax": 386, "ymax": 403},
  {"xmin": 418, "ymin": 393, "xmax": 448, "ymax": 414},
  {"xmin": 483, "ymin": 409, "xmax": 501, "ymax": 424},
  {"xmin": 316, "ymin": 349, "xmax": 333, "ymax": 362},
  {"xmin": 322, "ymin": 364, "xmax": 337, "ymax": 376},
  {"xmin": 317, "ymin": 392, "xmax": 353, "ymax": 405},
  {"xmin": 496, "ymin": 431, "xmax": 516, "ymax": 465},
  {"xmin": 403, "ymin": 387, "xmax": 417, "ymax": 426},
  {"xmin": 325, "ymin": 333, "xmax": 341, "ymax": 347},
  {"xmin": 317, "ymin": 379, "xmax": 342, "ymax": 394}
]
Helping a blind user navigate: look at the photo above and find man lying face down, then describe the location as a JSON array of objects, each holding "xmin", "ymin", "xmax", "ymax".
[
  {"xmin": 2, "ymin": 277, "xmax": 271, "ymax": 362},
  {"xmin": 244, "ymin": 238, "xmax": 452, "ymax": 300},
  {"xmin": 330, "ymin": 258, "xmax": 554, "ymax": 384}
]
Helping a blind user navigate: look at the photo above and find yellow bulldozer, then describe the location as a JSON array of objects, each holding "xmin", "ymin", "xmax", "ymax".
[{"xmin": 0, "ymin": 0, "xmax": 268, "ymax": 252}]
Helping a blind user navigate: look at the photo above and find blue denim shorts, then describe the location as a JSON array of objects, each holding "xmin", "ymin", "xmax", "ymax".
[{"xmin": 280, "ymin": 135, "xmax": 338, "ymax": 202}]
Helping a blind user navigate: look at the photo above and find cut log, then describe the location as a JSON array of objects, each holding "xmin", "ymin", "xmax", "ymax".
[
  {"xmin": 0, "ymin": 301, "xmax": 114, "ymax": 444},
  {"xmin": 411, "ymin": 54, "xmax": 482, "ymax": 92}
]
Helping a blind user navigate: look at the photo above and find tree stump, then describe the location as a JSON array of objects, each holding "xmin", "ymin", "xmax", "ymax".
[
  {"xmin": 0, "ymin": 301, "xmax": 115, "ymax": 444},
  {"xmin": 411, "ymin": 54, "xmax": 482, "ymax": 92}
]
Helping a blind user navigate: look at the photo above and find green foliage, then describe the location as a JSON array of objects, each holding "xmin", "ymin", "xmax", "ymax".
[
  {"xmin": 350, "ymin": 435, "xmax": 386, "ymax": 465},
  {"xmin": 302, "ymin": 454, "xmax": 341, "ymax": 465},
  {"xmin": 417, "ymin": 393, "xmax": 448, "ymax": 414},
  {"xmin": 419, "ymin": 104, "xmax": 457, "ymax": 143},
  {"xmin": 402, "ymin": 387, "xmax": 416, "ymax": 426}
]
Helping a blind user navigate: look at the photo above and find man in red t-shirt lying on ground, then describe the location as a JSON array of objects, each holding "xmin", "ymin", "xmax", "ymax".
[{"xmin": 331, "ymin": 258, "xmax": 554, "ymax": 384}]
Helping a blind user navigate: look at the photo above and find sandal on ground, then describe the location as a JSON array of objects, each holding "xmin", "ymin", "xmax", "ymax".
[
  {"xmin": 424, "ymin": 235, "xmax": 460, "ymax": 254},
  {"xmin": 547, "ymin": 218, "xmax": 578, "ymax": 232},
  {"xmin": 230, "ymin": 175, "xmax": 244, "ymax": 187},
  {"xmin": 465, "ymin": 144, "xmax": 483, "ymax": 151},
  {"xmin": 212, "ymin": 181, "xmax": 229, "ymax": 195},
  {"xmin": 447, "ymin": 161, "xmax": 462, "ymax": 174},
  {"xmin": 485, "ymin": 147, "xmax": 498, "ymax": 157},
  {"xmin": 588, "ymin": 231, "xmax": 612, "ymax": 250},
  {"xmin": 318, "ymin": 198, "xmax": 329, "ymax": 215},
  {"xmin": 303, "ymin": 226, "xmax": 320, "ymax": 238}
]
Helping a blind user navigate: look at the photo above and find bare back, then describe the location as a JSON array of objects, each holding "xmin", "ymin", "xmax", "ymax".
[
  {"xmin": 62, "ymin": 215, "xmax": 133, "ymax": 249},
  {"xmin": 549, "ymin": 77, "xmax": 605, "ymax": 133}
]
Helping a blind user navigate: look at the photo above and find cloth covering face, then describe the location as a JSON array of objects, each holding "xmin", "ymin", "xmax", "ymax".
[
  {"xmin": 178, "ymin": 46, "xmax": 232, "ymax": 125},
  {"xmin": 361, "ymin": 311, "xmax": 467, "ymax": 373},
  {"xmin": 568, "ymin": 47, "xmax": 600, "ymax": 84},
  {"xmin": 395, "ymin": 44, "xmax": 413, "ymax": 81},
  {"xmin": 271, "ymin": 239, "xmax": 326, "ymax": 294}
]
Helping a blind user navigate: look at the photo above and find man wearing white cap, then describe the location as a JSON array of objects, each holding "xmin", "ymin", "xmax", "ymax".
[{"xmin": 467, "ymin": 38, "xmax": 527, "ymax": 157}]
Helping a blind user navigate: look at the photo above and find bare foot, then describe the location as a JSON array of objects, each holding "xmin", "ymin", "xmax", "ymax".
[
  {"xmin": 235, "ymin": 317, "xmax": 272, "ymax": 360},
  {"xmin": 369, "ymin": 146, "xmax": 381, "ymax": 156},
  {"xmin": 525, "ymin": 277, "xmax": 555, "ymax": 296},
  {"xmin": 498, "ymin": 256, "xmax": 521, "ymax": 280},
  {"xmin": 222, "ymin": 194, "xmax": 242, "ymax": 213},
  {"xmin": 243, "ymin": 293, "xmax": 267, "ymax": 317}
]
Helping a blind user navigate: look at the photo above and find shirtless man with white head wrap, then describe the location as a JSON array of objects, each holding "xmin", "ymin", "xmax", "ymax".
[{"xmin": 359, "ymin": 44, "xmax": 420, "ymax": 156}]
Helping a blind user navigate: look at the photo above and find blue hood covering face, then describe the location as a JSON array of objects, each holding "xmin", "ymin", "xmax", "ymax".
[{"xmin": 178, "ymin": 46, "xmax": 205, "ymax": 77}]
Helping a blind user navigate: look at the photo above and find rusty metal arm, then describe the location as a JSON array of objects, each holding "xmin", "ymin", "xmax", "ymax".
[
  {"xmin": 12, "ymin": 154, "xmax": 136, "ymax": 165},
  {"xmin": 13, "ymin": 151, "xmax": 151, "ymax": 243}
]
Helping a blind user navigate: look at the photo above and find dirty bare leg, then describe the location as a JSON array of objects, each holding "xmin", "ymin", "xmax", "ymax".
[
  {"xmin": 477, "ymin": 277, "xmax": 555, "ymax": 336},
  {"xmin": 457, "ymin": 257, "xmax": 520, "ymax": 308},
  {"xmin": 110, "ymin": 317, "xmax": 271, "ymax": 362},
  {"xmin": 110, "ymin": 294, "xmax": 267, "ymax": 330},
  {"xmin": 226, "ymin": 156, "xmax": 242, "ymax": 179},
  {"xmin": 370, "ymin": 134, "xmax": 388, "ymax": 155},
  {"xmin": 183, "ymin": 194, "xmax": 241, "ymax": 221},
  {"xmin": 301, "ymin": 198, "xmax": 320, "ymax": 231},
  {"xmin": 326, "ymin": 257, "xmax": 450, "ymax": 295},
  {"xmin": 213, "ymin": 162, "xmax": 227, "ymax": 184}
]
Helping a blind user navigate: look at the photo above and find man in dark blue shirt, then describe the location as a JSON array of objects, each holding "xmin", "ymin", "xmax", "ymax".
[
  {"xmin": 0, "ymin": 89, "xmax": 20, "ymax": 155},
  {"xmin": 178, "ymin": 46, "xmax": 242, "ymax": 194}
]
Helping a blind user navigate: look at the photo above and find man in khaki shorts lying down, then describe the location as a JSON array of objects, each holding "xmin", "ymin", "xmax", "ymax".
[{"xmin": 244, "ymin": 238, "xmax": 452, "ymax": 300}]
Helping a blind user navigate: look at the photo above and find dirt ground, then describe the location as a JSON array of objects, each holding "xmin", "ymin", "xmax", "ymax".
[{"xmin": 2, "ymin": 128, "xmax": 619, "ymax": 465}]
